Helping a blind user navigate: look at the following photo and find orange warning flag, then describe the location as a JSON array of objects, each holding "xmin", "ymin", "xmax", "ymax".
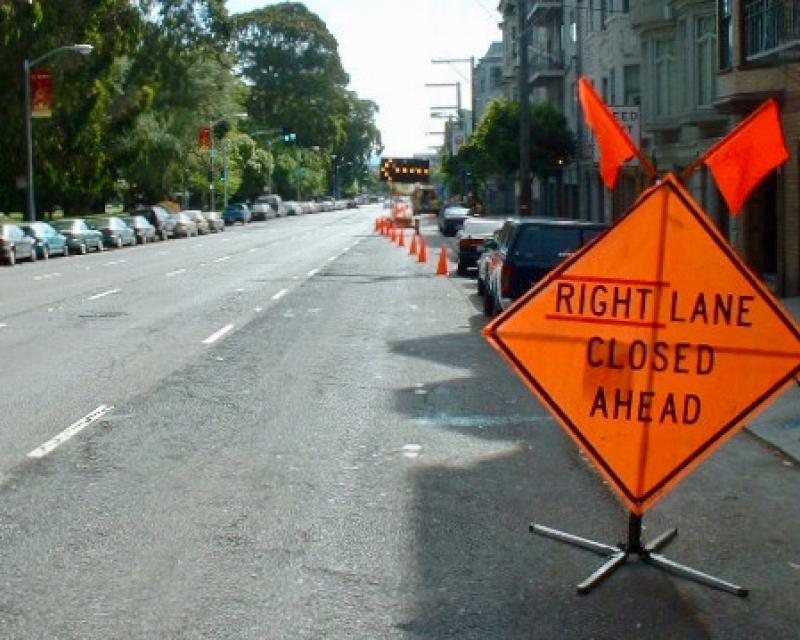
[
  {"xmin": 578, "ymin": 76, "xmax": 638, "ymax": 189},
  {"xmin": 703, "ymin": 99, "xmax": 789, "ymax": 215}
]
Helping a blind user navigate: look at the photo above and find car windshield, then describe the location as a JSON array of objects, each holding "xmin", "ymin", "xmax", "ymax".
[
  {"xmin": 444, "ymin": 207, "xmax": 470, "ymax": 218},
  {"xmin": 52, "ymin": 220, "xmax": 77, "ymax": 231}
]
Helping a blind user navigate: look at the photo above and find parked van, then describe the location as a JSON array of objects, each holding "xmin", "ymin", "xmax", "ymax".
[{"xmin": 483, "ymin": 218, "xmax": 608, "ymax": 316}]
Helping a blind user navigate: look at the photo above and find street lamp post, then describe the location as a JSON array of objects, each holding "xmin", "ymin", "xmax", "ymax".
[
  {"xmin": 209, "ymin": 112, "xmax": 247, "ymax": 212},
  {"xmin": 24, "ymin": 43, "xmax": 93, "ymax": 222}
]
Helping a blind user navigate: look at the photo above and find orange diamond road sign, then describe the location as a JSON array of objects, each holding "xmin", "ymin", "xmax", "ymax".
[{"xmin": 484, "ymin": 174, "xmax": 800, "ymax": 515}]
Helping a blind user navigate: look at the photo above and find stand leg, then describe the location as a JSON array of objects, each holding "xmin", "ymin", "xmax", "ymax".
[
  {"xmin": 645, "ymin": 528, "xmax": 678, "ymax": 554},
  {"xmin": 531, "ymin": 523, "xmax": 619, "ymax": 556},
  {"xmin": 577, "ymin": 551, "xmax": 627, "ymax": 595},
  {"xmin": 646, "ymin": 553, "xmax": 748, "ymax": 597}
]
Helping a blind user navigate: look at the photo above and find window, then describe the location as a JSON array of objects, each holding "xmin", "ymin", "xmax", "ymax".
[
  {"xmin": 653, "ymin": 39, "xmax": 676, "ymax": 117},
  {"xmin": 696, "ymin": 15, "xmax": 717, "ymax": 107},
  {"xmin": 624, "ymin": 64, "xmax": 640, "ymax": 106},
  {"xmin": 588, "ymin": 0, "xmax": 595, "ymax": 33},
  {"xmin": 719, "ymin": 0, "xmax": 733, "ymax": 68},
  {"xmin": 609, "ymin": 67, "xmax": 616, "ymax": 105},
  {"xmin": 490, "ymin": 67, "xmax": 502, "ymax": 89},
  {"xmin": 744, "ymin": 0, "xmax": 791, "ymax": 58},
  {"xmin": 602, "ymin": 76, "xmax": 609, "ymax": 101}
]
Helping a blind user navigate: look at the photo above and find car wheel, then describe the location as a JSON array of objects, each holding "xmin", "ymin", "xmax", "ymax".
[
  {"xmin": 29, "ymin": 246, "xmax": 37, "ymax": 262},
  {"xmin": 457, "ymin": 263, "xmax": 467, "ymax": 277},
  {"xmin": 63, "ymin": 245, "xmax": 69, "ymax": 257},
  {"xmin": 79, "ymin": 242, "xmax": 87, "ymax": 255},
  {"xmin": 42, "ymin": 245, "xmax": 49, "ymax": 260},
  {"xmin": 115, "ymin": 236, "xmax": 123, "ymax": 249},
  {"xmin": 161, "ymin": 230, "xmax": 168, "ymax": 241},
  {"xmin": 141, "ymin": 235, "xmax": 147, "ymax": 245},
  {"xmin": 97, "ymin": 241, "xmax": 105, "ymax": 252},
  {"xmin": 477, "ymin": 277, "xmax": 485, "ymax": 296},
  {"xmin": 6, "ymin": 249, "xmax": 16, "ymax": 266}
]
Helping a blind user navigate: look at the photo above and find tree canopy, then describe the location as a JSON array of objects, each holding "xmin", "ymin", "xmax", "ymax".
[{"xmin": 0, "ymin": 1, "xmax": 381, "ymax": 217}]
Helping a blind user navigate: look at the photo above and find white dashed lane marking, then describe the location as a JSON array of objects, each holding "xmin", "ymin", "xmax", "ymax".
[
  {"xmin": 86, "ymin": 288, "xmax": 120, "ymax": 301},
  {"xmin": 272, "ymin": 288, "xmax": 288, "ymax": 301},
  {"xmin": 202, "ymin": 324, "xmax": 234, "ymax": 345},
  {"xmin": 28, "ymin": 405, "xmax": 114, "ymax": 459}
]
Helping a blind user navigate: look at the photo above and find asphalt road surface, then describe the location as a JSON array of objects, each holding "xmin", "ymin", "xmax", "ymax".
[{"xmin": 0, "ymin": 205, "xmax": 798, "ymax": 638}]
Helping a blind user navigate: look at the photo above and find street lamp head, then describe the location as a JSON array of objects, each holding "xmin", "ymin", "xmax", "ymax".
[{"xmin": 72, "ymin": 44, "xmax": 94, "ymax": 56}]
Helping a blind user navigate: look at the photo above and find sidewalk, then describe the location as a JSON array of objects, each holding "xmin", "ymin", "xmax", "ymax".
[{"xmin": 747, "ymin": 296, "xmax": 800, "ymax": 462}]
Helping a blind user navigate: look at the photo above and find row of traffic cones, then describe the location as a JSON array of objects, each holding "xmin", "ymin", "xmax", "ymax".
[{"xmin": 375, "ymin": 217, "xmax": 448, "ymax": 275}]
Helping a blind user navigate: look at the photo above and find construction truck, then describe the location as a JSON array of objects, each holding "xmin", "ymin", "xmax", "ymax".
[{"xmin": 411, "ymin": 184, "xmax": 441, "ymax": 217}]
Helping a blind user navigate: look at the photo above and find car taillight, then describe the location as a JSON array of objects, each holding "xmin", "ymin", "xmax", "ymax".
[{"xmin": 501, "ymin": 262, "xmax": 513, "ymax": 297}]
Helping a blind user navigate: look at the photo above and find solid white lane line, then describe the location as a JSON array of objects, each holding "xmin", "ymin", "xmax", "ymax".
[
  {"xmin": 327, "ymin": 256, "xmax": 337, "ymax": 262},
  {"xmin": 87, "ymin": 288, "xmax": 120, "ymax": 301},
  {"xmin": 272, "ymin": 288, "xmax": 288, "ymax": 301},
  {"xmin": 202, "ymin": 323, "xmax": 234, "ymax": 345},
  {"xmin": 166, "ymin": 268, "xmax": 186, "ymax": 277},
  {"xmin": 28, "ymin": 405, "xmax": 114, "ymax": 459},
  {"xmin": 307, "ymin": 268, "xmax": 320, "ymax": 278},
  {"xmin": 213, "ymin": 255, "xmax": 231, "ymax": 263}
]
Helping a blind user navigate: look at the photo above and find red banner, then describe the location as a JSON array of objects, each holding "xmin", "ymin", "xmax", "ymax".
[
  {"xmin": 31, "ymin": 69, "xmax": 53, "ymax": 119},
  {"xmin": 199, "ymin": 127, "xmax": 211, "ymax": 150}
]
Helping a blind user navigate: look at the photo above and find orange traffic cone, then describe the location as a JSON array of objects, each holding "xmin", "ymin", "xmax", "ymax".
[
  {"xmin": 436, "ymin": 245, "xmax": 449, "ymax": 276},
  {"xmin": 390, "ymin": 227, "xmax": 396, "ymax": 242},
  {"xmin": 398, "ymin": 229, "xmax": 405, "ymax": 247},
  {"xmin": 418, "ymin": 237, "xmax": 428, "ymax": 263},
  {"xmin": 409, "ymin": 233, "xmax": 418, "ymax": 255}
]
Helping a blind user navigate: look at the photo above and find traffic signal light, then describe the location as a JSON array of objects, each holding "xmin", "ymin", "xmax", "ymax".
[
  {"xmin": 282, "ymin": 127, "xmax": 297, "ymax": 143},
  {"xmin": 379, "ymin": 158, "xmax": 430, "ymax": 183}
]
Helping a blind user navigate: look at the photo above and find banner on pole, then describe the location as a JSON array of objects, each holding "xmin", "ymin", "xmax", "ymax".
[{"xmin": 31, "ymin": 69, "xmax": 53, "ymax": 119}]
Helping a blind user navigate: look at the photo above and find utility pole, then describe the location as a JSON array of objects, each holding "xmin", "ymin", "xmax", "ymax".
[{"xmin": 517, "ymin": 0, "xmax": 532, "ymax": 215}]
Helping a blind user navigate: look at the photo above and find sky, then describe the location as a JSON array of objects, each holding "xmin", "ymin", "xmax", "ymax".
[{"xmin": 227, "ymin": 0, "xmax": 502, "ymax": 157}]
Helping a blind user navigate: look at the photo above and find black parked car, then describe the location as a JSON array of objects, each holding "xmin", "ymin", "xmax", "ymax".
[
  {"xmin": 483, "ymin": 218, "xmax": 608, "ymax": 316},
  {"xmin": 455, "ymin": 217, "xmax": 506, "ymax": 276},
  {"xmin": 132, "ymin": 205, "xmax": 175, "ymax": 241},
  {"xmin": 0, "ymin": 223, "xmax": 37, "ymax": 265}
]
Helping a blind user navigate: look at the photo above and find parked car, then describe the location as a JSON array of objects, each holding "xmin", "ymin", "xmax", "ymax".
[
  {"xmin": 1, "ymin": 223, "xmax": 37, "ymax": 265},
  {"xmin": 133, "ymin": 205, "xmax": 175, "ymax": 241},
  {"xmin": 222, "ymin": 203, "xmax": 252, "ymax": 225},
  {"xmin": 170, "ymin": 212, "xmax": 199, "ymax": 238},
  {"xmin": 476, "ymin": 233, "xmax": 501, "ymax": 297},
  {"xmin": 283, "ymin": 201, "xmax": 302, "ymax": 216},
  {"xmin": 455, "ymin": 217, "xmax": 507, "ymax": 276},
  {"xmin": 51, "ymin": 219, "xmax": 105, "ymax": 254},
  {"xmin": 181, "ymin": 210, "xmax": 210, "ymax": 235},
  {"xmin": 202, "ymin": 211, "xmax": 225, "ymax": 233},
  {"xmin": 438, "ymin": 205, "xmax": 472, "ymax": 236},
  {"xmin": 121, "ymin": 215, "xmax": 157, "ymax": 244},
  {"xmin": 251, "ymin": 195, "xmax": 285, "ymax": 220},
  {"xmin": 21, "ymin": 222, "xmax": 70, "ymax": 259},
  {"xmin": 92, "ymin": 216, "xmax": 137, "ymax": 249},
  {"xmin": 484, "ymin": 218, "xmax": 608, "ymax": 317}
]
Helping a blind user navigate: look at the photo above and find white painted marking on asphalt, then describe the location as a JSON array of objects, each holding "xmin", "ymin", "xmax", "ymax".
[
  {"xmin": 166, "ymin": 268, "xmax": 186, "ymax": 277},
  {"xmin": 0, "ymin": 323, "xmax": 6, "ymax": 329},
  {"xmin": 307, "ymin": 268, "xmax": 320, "ymax": 278},
  {"xmin": 213, "ymin": 255, "xmax": 231, "ymax": 263},
  {"xmin": 87, "ymin": 288, "xmax": 120, "ymax": 301},
  {"xmin": 158, "ymin": 251, "xmax": 169, "ymax": 256},
  {"xmin": 103, "ymin": 259, "xmax": 127, "ymax": 266},
  {"xmin": 235, "ymin": 288, "xmax": 245, "ymax": 293},
  {"xmin": 33, "ymin": 272, "xmax": 62, "ymax": 281},
  {"xmin": 202, "ymin": 323, "xmax": 234, "ymax": 345},
  {"xmin": 402, "ymin": 444, "xmax": 422, "ymax": 452},
  {"xmin": 341, "ymin": 247, "xmax": 350, "ymax": 254},
  {"xmin": 327, "ymin": 256, "xmax": 337, "ymax": 262},
  {"xmin": 248, "ymin": 248, "xmax": 257, "ymax": 253},
  {"xmin": 254, "ymin": 306, "xmax": 263, "ymax": 313},
  {"xmin": 272, "ymin": 288, "xmax": 288, "ymax": 301},
  {"xmin": 27, "ymin": 405, "xmax": 114, "ymax": 459}
]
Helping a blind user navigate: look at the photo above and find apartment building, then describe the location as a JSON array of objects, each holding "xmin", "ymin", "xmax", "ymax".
[
  {"xmin": 712, "ymin": 0, "xmax": 800, "ymax": 294},
  {"xmin": 473, "ymin": 41, "xmax": 505, "ymax": 124}
]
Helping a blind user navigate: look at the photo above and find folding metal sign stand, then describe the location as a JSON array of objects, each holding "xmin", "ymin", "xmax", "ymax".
[{"xmin": 531, "ymin": 513, "xmax": 748, "ymax": 596}]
